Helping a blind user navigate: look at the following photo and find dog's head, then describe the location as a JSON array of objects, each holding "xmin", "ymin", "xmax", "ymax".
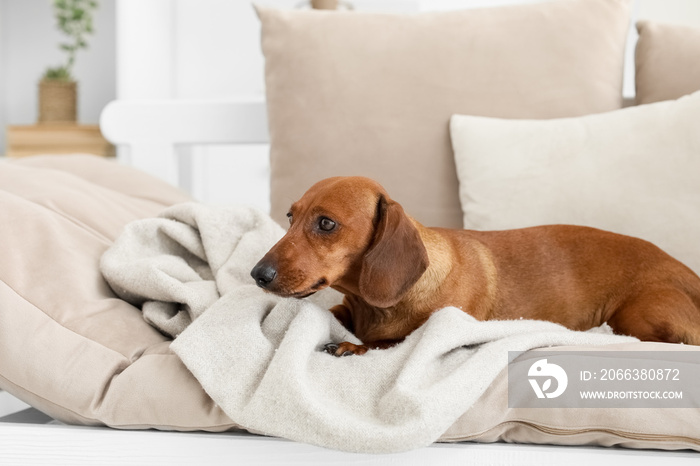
[{"xmin": 251, "ymin": 176, "xmax": 429, "ymax": 307}]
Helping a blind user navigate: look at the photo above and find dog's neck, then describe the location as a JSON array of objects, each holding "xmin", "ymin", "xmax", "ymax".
[
  {"xmin": 330, "ymin": 222, "xmax": 458, "ymax": 342},
  {"xmin": 332, "ymin": 221, "xmax": 453, "ymax": 310},
  {"xmin": 400, "ymin": 224, "xmax": 454, "ymax": 306}
]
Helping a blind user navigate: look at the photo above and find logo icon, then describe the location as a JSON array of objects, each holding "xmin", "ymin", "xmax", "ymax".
[{"xmin": 528, "ymin": 358, "xmax": 568, "ymax": 399}]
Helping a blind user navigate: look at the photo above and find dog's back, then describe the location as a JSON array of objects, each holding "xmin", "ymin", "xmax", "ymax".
[{"xmin": 442, "ymin": 224, "xmax": 700, "ymax": 344}]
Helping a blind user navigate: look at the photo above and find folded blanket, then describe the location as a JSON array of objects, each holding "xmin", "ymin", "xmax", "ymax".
[{"xmin": 100, "ymin": 202, "xmax": 636, "ymax": 453}]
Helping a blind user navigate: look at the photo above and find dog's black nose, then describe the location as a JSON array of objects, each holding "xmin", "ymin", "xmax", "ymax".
[{"xmin": 251, "ymin": 261, "xmax": 277, "ymax": 289}]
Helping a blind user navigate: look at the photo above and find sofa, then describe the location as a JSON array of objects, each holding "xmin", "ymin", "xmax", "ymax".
[{"xmin": 2, "ymin": 0, "xmax": 700, "ymax": 457}]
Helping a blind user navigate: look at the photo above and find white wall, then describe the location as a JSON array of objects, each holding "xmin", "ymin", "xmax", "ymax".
[
  {"xmin": 0, "ymin": 0, "xmax": 116, "ymax": 154},
  {"xmin": 638, "ymin": 0, "xmax": 700, "ymax": 26}
]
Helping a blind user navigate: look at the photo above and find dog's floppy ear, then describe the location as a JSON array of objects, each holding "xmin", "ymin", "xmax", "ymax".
[{"xmin": 359, "ymin": 195, "xmax": 429, "ymax": 308}]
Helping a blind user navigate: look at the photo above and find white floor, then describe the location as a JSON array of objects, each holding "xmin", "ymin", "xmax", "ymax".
[
  {"xmin": 2, "ymin": 390, "xmax": 699, "ymax": 466},
  {"xmin": 0, "ymin": 421, "xmax": 698, "ymax": 466}
]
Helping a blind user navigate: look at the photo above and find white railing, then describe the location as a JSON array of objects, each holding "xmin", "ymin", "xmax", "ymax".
[{"xmin": 100, "ymin": 97, "xmax": 268, "ymax": 188}]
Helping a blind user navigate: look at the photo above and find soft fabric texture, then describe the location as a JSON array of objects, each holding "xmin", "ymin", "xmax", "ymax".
[
  {"xmin": 451, "ymin": 90, "xmax": 700, "ymax": 276},
  {"xmin": 257, "ymin": 0, "xmax": 632, "ymax": 229},
  {"xmin": 99, "ymin": 203, "xmax": 291, "ymax": 338},
  {"xmin": 101, "ymin": 202, "xmax": 641, "ymax": 453},
  {"xmin": 635, "ymin": 20, "xmax": 700, "ymax": 104}
]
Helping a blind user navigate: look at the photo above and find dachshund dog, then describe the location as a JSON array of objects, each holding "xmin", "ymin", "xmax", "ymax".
[{"xmin": 251, "ymin": 176, "xmax": 700, "ymax": 356}]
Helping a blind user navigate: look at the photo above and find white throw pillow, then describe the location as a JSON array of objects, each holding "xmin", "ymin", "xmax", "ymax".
[{"xmin": 450, "ymin": 91, "xmax": 700, "ymax": 275}]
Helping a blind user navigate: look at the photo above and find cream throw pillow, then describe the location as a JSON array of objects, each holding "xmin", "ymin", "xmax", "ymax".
[
  {"xmin": 451, "ymin": 91, "xmax": 700, "ymax": 275},
  {"xmin": 257, "ymin": 0, "xmax": 632, "ymax": 228}
]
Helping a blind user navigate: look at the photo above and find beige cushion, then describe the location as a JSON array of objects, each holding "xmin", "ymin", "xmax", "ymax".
[
  {"xmin": 446, "ymin": 342, "xmax": 700, "ymax": 451},
  {"xmin": 0, "ymin": 155, "xmax": 236, "ymax": 430},
  {"xmin": 258, "ymin": 0, "xmax": 632, "ymax": 228},
  {"xmin": 451, "ymin": 90, "xmax": 700, "ymax": 276},
  {"xmin": 636, "ymin": 20, "xmax": 700, "ymax": 105}
]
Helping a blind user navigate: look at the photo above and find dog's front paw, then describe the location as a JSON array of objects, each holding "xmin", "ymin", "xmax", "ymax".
[
  {"xmin": 323, "ymin": 343, "xmax": 340, "ymax": 354},
  {"xmin": 323, "ymin": 342, "xmax": 368, "ymax": 357}
]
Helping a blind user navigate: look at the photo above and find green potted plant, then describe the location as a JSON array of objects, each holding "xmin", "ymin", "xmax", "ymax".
[{"xmin": 39, "ymin": 0, "xmax": 99, "ymax": 124}]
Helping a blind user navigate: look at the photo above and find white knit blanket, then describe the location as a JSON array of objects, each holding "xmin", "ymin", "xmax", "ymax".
[{"xmin": 100, "ymin": 203, "xmax": 635, "ymax": 453}]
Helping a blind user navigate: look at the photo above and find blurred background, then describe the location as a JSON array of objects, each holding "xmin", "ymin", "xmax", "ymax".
[{"xmin": 0, "ymin": 0, "xmax": 699, "ymax": 208}]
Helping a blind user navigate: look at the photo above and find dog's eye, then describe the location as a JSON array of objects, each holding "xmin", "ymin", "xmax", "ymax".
[
  {"xmin": 286, "ymin": 212, "xmax": 293, "ymax": 224},
  {"xmin": 318, "ymin": 217, "xmax": 336, "ymax": 232}
]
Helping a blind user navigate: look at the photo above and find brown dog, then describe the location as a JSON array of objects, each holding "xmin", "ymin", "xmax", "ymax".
[{"xmin": 251, "ymin": 176, "xmax": 700, "ymax": 356}]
